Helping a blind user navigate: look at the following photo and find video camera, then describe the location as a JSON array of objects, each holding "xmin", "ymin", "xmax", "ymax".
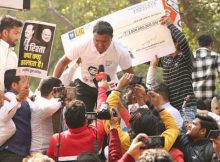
[
  {"xmin": 86, "ymin": 102, "xmax": 117, "ymax": 120},
  {"xmin": 53, "ymin": 85, "xmax": 76, "ymax": 100}
]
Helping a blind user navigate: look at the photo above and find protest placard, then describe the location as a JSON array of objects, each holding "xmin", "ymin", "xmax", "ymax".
[{"xmin": 16, "ymin": 21, "xmax": 56, "ymax": 78}]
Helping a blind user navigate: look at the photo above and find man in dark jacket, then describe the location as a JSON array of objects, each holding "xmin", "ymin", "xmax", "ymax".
[
  {"xmin": 174, "ymin": 114, "xmax": 219, "ymax": 162},
  {"xmin": 0, "ymin": 69, "xmax": 31, "ymax": 162}
]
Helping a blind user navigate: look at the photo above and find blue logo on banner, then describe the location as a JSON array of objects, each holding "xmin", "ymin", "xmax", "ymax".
[{"xmin": 68, "ymin": 31, "xmax": 75, "ymax": 40}]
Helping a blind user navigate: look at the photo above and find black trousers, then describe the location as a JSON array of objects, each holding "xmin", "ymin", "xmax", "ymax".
[
  {"xmin": 0, "ymin": 150, "xmax": 24, "ymax": 162},
  {"xmin": 74, "ymin": 79, "xmax": 98, "ymax": 112}
]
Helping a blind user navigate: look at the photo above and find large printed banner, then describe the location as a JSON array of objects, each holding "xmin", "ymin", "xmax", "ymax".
[
  {"xmin": 61, "ymin": 0, "xmax": 180, "ymax": 67},
  {"xmin": 17, "ymin": 21, "xmax": 56, "ymax": 78}
]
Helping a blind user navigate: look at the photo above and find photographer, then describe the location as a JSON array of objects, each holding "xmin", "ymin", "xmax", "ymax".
[
  {"xmin": 46, "ymin": 100, "xmax": 106, "ymax": 161},
  {"xmin": 124, "ymin": 83, "xmax": 153, "ymax": 114},
  {"xmin": 118, "ymin": 133, "xmax": 147, "ymax": 162},
  {"xmin": 30, "ymin": 77, "xmax": 62, "ymax": 153},
  {"xmin": 108, "ymin": 110, "xmax": 122, "ymax": 162},
  {"xmin": 106, "ymin": 73, "xmax": 180, "ymax": 152},
  {"xmin": 148, "ymin": 83, "xmax": 183, "ymax": 130},
  {"xmin": 97, "ymin": 79, "xmax": 131, "ymax": 157},
  {"xmin": 98, "ymin": 78, "xmax": 131, "ymax": 154},
  {"xmin": 118, "ymin": 133, "xmax": 173, "ymax": 162}
]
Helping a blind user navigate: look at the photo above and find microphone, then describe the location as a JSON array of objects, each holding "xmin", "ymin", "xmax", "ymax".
[
  {"xmin": 98, "ymin": 64, "xmax": 104, "ymax": 73},
  {"xmin": 96, "ymin": 64, "xmax": 116, "ymax": 91},
  {"xmin": 96, "ymin": 65, "xmax": 111, "ymax": 82}
]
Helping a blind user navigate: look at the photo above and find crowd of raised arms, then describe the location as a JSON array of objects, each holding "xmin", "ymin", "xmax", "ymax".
[{"xmin": 0, "ymin": 12, "xmax": 220, "ymax": 162}]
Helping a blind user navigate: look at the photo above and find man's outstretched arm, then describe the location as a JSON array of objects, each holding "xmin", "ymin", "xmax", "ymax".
[{"xmin": 53, "ymin": 56, "xmax": 71, "ymax": 78}]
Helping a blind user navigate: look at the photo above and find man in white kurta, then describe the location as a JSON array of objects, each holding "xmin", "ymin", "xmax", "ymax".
[{"xmin": 0, "ymin": 15, "xmax": 23, "ymax": 91}]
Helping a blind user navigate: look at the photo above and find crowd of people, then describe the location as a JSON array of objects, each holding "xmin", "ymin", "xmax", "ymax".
[{"xmin": 0, "ymin": 11, "xmax": 220, "ymax": 162}]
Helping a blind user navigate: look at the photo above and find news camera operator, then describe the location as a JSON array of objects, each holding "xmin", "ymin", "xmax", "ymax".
[
  {"xmin": 105, "ymin": 73, "xmax": 180, "ymax": 152},
  {"xmin": 96, "ymin": 78, "xmax": 131, "ymax": 159},
  {"xmin": 30, "ymin": 77, "xmax": 63, "ymax": 153},
  {"xmin": 124, "ymin": 79, "xmax": 153, "ymax": 114},
  {"xmin": 46, "ymin": 80, "xmax": 121, "ymax": 161},
  {"xmin": 46, "ymin": 100, "xmax": 106, "ymax": 161},
  {"xmin": 122, "ymin": 76, "xmax": 169, "ymax": 136}
]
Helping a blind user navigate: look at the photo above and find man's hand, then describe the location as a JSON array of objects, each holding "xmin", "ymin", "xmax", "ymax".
[
  {"xmin": 127, "ymin": 133, "xmax": 148, "ymax": 160},
  {"xmin": 150, "ymin": 55, "xmax": 159, "ymax": 68},
  {"xmin": 160, "ymin": 10, "xmax": 172, "ymax": 26},
  {"xmin": 147, "ymin": 91, "xmax": 162, "ymax": 111},
  {"xmin": 133, "ymin": 85, "xmax": 147, "ymax": 106},
  {"xmin": 98, "ymin": 79, "xmax": 108, "ymax": 89},
  {"xmin": 0, "ymin": 91, "xmax": 4, "ymax": 107},
  {"xmin": 109, "ymin": 109, "xmax": 120, "ymax": 129},
  {"xmin": 116, "ymin": 73, "xmax": 134, "ymax": 91}
]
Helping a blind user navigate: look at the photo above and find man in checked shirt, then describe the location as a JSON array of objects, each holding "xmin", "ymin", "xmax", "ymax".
[{"xmin": 192, "ymin": 34, "xmax": 220, "ymax": 101}]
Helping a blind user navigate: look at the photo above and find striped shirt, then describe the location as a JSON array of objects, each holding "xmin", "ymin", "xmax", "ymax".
[
  {"xmin": 159, "ymin": 24, "xmax": 196, "ymax": 110},
  {"xmin": 192, "ymin": 48, "xmax": 220, "ymax": 100}
]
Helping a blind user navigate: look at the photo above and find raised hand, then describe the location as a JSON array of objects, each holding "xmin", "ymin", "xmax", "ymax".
[
  {"xmin": 160, "ymin": 10, "xmax": 172, "ymax": 26},
  {"xmin": 127, "ymin": 133, "xmax": 148, "ymax": 160},
  {"xmin": 116, "ymin": 73, "xmax": 134, "ymax": 91},
  {"xmin": 150, "ymin": 55, "xmax": 159, "ymax": 68}
]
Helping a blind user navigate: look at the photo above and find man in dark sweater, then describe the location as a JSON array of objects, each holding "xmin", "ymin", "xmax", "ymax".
[{"xmin": 149, "ymin": 14, "xmax": 197, "ymax": 123}]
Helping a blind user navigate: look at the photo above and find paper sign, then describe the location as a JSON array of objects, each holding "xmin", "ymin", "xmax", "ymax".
[{"xmin": 17, "ymin": 21, "xmax": 56, "ymax": 78}]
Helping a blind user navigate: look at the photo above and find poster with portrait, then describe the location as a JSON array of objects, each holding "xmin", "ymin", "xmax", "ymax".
[
  {"xmin": 61, "ymin": 0, "xmax": 181, "ymax": 67},
  {"xmin": 17, "ymin": 21, "xmax": 56, "ymax": 78}
]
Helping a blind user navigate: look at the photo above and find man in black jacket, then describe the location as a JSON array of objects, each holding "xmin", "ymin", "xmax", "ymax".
[{"xmin": 174, "ymin": 114, "xmax": 219, "ymax": 162}]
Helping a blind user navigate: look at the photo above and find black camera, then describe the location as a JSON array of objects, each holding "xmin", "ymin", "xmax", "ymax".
[
  {"xmin": 130, "ymin": 76, "xmax": 143, "ymax": 85},
  {"xmin": 86, "ymin": 102, "xmax": 117, "ymax": 120},
  {"xmin": 139, "ymin": 136, "xmax": 165, "ymax": 149},
  {"xmin": 53, "ymin": 85, "xmax": 76, "ymax": 100}
]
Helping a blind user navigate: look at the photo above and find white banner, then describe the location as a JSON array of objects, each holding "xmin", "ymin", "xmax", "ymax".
[{"xmin": 61, "ymin": 0, "xmax": 180, "ymax": 66}]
